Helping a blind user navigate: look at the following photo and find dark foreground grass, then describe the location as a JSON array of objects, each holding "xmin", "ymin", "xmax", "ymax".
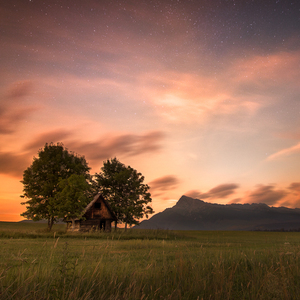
[
  {"xmin": 0, "ymin": 222, "xmax": 185, "ymax": 240},
  {"xmin": 0, "ymin": 222, "xmax": 300, "ymax": 299}
]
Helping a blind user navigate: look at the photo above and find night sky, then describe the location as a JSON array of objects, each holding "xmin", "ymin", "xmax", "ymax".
[{"xmin": 1, "ymin": 0, "xmax": 300, "ymax": 221}]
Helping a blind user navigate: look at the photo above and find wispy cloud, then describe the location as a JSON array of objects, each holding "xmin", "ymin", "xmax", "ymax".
[
  {"xmin": 186, "ymin": 183, "xmax": 296, "ymax": 208},
  {"xmin": 0, "ymin": 152, "xmax": 32, "ymax": 178},
  {"xmin": 240, "ymin": 184, "xmax": 287, "ymax": 206},
  {"xmin": 185, "ymin": 183, "xmax": 239, "ymax": 200},
  {"xmin": 2, "ymin": 129, "xmax": 165, "ymax": 178},
  {"xmin": 266, "ymin": 142, "xmax": 300, "ymax": 161},
  {"xmin": 68, "ymin": 131, "xmax": 164, "ymax": 165},
  {"xmin": 139, "ymin": 50, "xmax": 300, "ymax": 125},
  {"xmin": 0, "ymin": 81, "xmax": 38, "ymax": 134},
  {"xmin": 23, "ymin": 129, "xmax": 72, "ymax": 152},
  {"xmin": 149, "ymin": 175, "xmax": 180, "ymax": 197},
  {"xmin": 288, "ymin": 182, "xmax": 300, "ymax": 193}
]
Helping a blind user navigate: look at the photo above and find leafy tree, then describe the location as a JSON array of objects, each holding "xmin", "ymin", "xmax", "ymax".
[
  {"xmin": 94, "ymin": 158, "xmax": 154, "ymax": 230},
  {"xmin": 21, "ymin": 143, "xmax": 91, "ymax": 230},
  {"xmin": 57, "ymin": 174, "xmax": 91, "ymax": 231}
]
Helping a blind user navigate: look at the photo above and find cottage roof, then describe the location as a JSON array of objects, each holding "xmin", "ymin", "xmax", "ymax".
[
  {"xmin": 82, "ymin": 193, "xmax": 117, "ymax": 220},
  {"xmin": 66, "ymin": 193, "xmax": 117, "ymax": 222}
]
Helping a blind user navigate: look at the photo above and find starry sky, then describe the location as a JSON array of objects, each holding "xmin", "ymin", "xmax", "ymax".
[{"xmin": 1, "ymin": 0, "xmax": 300, "ymax": 221}]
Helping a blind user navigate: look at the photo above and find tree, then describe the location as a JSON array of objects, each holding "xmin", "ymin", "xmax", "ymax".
[
  {"xmin": 94, "ymin": 158, "xmax": 154, "ymax": 230},
  {"xmin": 57, "ymin": 174, "xmax": 92, "ymax": 231},
  {"xmin": 21, "ymin": 143, "xmax": 91, "ymax": 230}
]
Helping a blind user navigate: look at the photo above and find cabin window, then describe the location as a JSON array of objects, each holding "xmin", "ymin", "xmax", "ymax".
[{"xmin": 94, "ymin": 202, "xmax": 101, "ymax": 209}]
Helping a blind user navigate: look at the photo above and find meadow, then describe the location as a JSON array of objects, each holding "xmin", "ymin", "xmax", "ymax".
[{"xmin": 0, "ymin": 222, "xmax": 300, "ymax": 299}]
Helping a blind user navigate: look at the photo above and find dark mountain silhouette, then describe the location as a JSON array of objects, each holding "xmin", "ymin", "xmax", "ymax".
[{"xmin": 136, "ymin": 195, "xmax": 300, "ymax": 231}]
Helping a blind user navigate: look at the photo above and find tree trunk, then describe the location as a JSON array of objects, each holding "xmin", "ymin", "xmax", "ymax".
[
  {"xmin": 114, "ymin": 220, "xmax": 118, "ymax": 231},
  {"xmin": 124, "ymin": 222, "xmax": 127, "ymax": 232},
  {"xmin": 47, "ymin": 216, "xmax": 54, "ymax": 231},
  {"xmin": 72, "ymin": 219, "xmax": 75, "ymax": 231}
]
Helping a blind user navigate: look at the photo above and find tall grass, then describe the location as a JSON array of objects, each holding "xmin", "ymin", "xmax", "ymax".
[
  {"xmin": 0, "ymin": 222, "xmax": 300, "ymax": 299},
  {"xmin": 0, "ymin": 222, "xmax": 185, "ymax": 240}
]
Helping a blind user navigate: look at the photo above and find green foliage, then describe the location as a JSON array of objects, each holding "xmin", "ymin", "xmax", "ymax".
[
  {"xmin": 94, "ymin": 158, "xmax": 154, "ymax": 228},
  {"xmin": 21, "ymin": 143, "xmax": 91, "ymax": 230},
  {"xmin": 57, "ymin": 174, "xmax": 91, "ymax": 226}
]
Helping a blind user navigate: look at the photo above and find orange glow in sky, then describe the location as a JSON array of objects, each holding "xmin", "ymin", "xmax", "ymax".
[{"xmin": 1, "ymin": 0, "xmax": 300, "ymax": 222}]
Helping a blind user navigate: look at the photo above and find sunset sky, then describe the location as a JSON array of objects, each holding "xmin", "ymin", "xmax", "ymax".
[{"xmin": 1, "ymin": 0, "xmax": 300, "ymax": 222}]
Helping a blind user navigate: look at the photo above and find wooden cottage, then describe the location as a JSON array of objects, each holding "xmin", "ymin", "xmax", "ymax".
[{"xmin": 66, "ymin": 193, "xmax": 117, "ymax": 232}]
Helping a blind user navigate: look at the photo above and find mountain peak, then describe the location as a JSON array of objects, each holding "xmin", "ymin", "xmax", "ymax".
[
  {"xmin": 176, "ymin": 195, "xmax": 205, "ymax": 206},
  {"xmin": 136, "ymin": 196, "xmax": 300, "ymax": 231}
]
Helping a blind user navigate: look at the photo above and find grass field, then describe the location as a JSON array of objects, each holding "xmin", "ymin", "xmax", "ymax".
[{"xmin": 0, "ymin": 222, "xmax": 300, "ymax": 299}]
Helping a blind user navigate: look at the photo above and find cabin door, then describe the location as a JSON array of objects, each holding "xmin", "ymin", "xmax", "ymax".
[{"xmin": 99, "ymin": 220, "xmax": 106, "ymax": 231}]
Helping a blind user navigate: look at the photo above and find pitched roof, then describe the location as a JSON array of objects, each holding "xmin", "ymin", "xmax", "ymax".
[
  {"xmin": 82, "ymin": 193, "xmax": 102, "ymax": 215},
  {"xmin": 82, "ymin": 193, "xmax": 117, "ymax": 220},
  {"xmin": 66, "ymin": 193, "xmax": 117, "ymax": 221}
]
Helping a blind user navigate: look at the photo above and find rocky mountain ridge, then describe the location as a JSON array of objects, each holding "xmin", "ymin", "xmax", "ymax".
[{"xmin": 136, "ymin": 195, "xmax": 300, "ymax": 231}]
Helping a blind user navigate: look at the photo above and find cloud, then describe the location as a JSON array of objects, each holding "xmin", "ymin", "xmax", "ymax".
[
  {"xmin": 232, "ymin": 183, "xmax": 300, "ymax": 208},
  {"xmin": 207, "ymin": 184, "xmax": 240, "ymax": 198},
  {"xmin": 141, "ymin": 70, "xmax": 263, "ymax": 125},
  {"xmin": 67, "ymin": 131, "xmax": 164, "ymax": 165},
  {"xmin": 0, "ymin": 81, "xmax": 37, "ymax": 134},
  {"xmin": 185, "ymin": 183, "xmax": 239, "ymax": 200},
  {"xmin": 139, "ymin": 50, "xmax": 300, "ymax": 126},
  {"xmin": 0, "ymin": 129, "xmax": 74, "ymax": 178},
  {"xmin": 184, "ymin": 190, "xmax": 206, "ymax": 199},
  {"xmin": 288, "ymin": 182, "xmax": 300, "ymax": 193},
  {"xmin": 0, "ymin": 152, "xmax": 32, "ymax": 178},
  {"xmin": 1, "ymin": 129, "xmax": 164, "ymax": 178},
  {"xmin": 23, "ymin": 129, "xmax": 72, "ymax": 152},
  {"xmin": 0, "ymin": 107, "xmax": 36, "ymax": 134},
  {"xmin": 7, "ymin": 81, "xmax": 33, "ymax": 99},
  {"xmin": 244, "ymin": 184, "xmax": 287, "ymax": 206},
  {"xmin": 24, "ymin": 130, "xmax": 164, "ymax": 161},
  {"xmin": 186, "ymin": 183, "xmax": 300, "ymax": 208},
  {"xmin": 266, "ymin": 142, "xmax": 300, "ymax": 161},
  {"xmin": 282, "ymin": 183, "xmax": 300, "ymax": 207},
  {"xmin": 232, "ymin": 51, "xmax": 300, "ymax": 91},
  {"xmin": 148, "ymin": 175, "xmax": 180, "ymax": 197},
  {"xmin": 228, "ymin": 198, "xmax": 242, "ymax": 204}
]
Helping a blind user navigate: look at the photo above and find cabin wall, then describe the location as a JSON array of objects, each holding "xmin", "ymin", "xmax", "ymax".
[
  {"xmin": 66, "ymin": 219, "xmax": 113, "ymax": 232},
  {"xmin": 83, "ymin": 198, "xmax": 114, "ymax": 220},
  {"xmin": 66, "ymin": 195, "xmax": 116, "ymax": 232},
  {"xmin": 100, "ymin": 202, "xmax": 114, "ymax": 219},
  {"xmin": 79, "ymin": 219, "xmax": 100, "ymax": 232},
  {"xmin": 66, "ymin": 220, "xmax": 81, "ymax": 232}
]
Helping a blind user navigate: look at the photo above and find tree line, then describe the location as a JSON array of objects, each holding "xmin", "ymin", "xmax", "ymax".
[{"xmin": 21, "ymin": 143, "xmax": 154, "ymax": 230}]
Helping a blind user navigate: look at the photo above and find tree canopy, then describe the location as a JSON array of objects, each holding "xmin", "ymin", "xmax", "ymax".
[
  {"xmin": 57, "ymin": 174, "xmax": 92, "ymax": 231},
  {"xmin": 21, "ymin": 143, "xmax": 91, "ymax": 230},
  {"xmin": 94, "ymin": 158, "xmax": 154, "ymax": 229}
]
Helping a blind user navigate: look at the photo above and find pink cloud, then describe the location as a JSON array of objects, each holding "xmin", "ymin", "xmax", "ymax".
[
  {"xmin": 67, "ymin": 131, "xmax": 164, "ymax": 165},
  {"xmin": 23, "ymin": 130, "xmax": 73, "ymax": 152},
  {"xmin": 1, "ymin": 129, "xmax": 164, "ymax": 178},
  {"xmin": 149, "ymin": 175, "xmax": 180, "ymax": 197},
  {"xmin": 232, "ymin": 51, "xmax": 300, "ymax": 88},
  {"xmin": 242, "ymin": 184, "xmax": 287, "ymax": 206},
  {"xmin": 185, "ymin": 183, "xmax": 239, "ymax": 200},
  {"xmin": 0, "ymin": 81, "xmax": 38, "ymax": 134},
  {"xmin": 138, "ymin": 50, "xmax": 300, "ymax": 125},
  {"xmin": 288, "ymin": 182, "xmax": 300, "ymax": 193},
  {"xmin": 266, "ymin": 142, "xmax": 300, "ymax": 161},
  {"xmin": 0, "ymin": 152, "xmax": 32, "ymax": 178},
  {"xmin": 187, "ymin": 183, "xmax": 300, "ymax": 208},
  {"xmin": 184, "ymin": 190, "xmax": 205, "ymax": 199}
]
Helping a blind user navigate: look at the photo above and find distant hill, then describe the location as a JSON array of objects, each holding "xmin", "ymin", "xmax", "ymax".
[{"xmin": 135, "ymin": 195, "xmax": 300, "ymax": 231}]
